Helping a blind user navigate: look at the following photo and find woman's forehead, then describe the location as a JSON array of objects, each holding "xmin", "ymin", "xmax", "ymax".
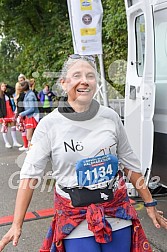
[{"xmin": 67, "ymin": 60, "xmax": 95, "ymax": 73}]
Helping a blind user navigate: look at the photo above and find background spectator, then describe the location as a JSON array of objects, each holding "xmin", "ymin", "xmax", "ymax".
[
  {"xmin": 19, "ymin": 80, "xmax": 39, "ymax": 147},
  {"xmin": 0, "ymin": 82, "xmax": 22, "ymax": 148},
  {"xmin": 38, "ymin": 83, "xmax": 56, "ymax": 115},
  {"xmin": 14, "ymin": 82, "xmax": 28, "ymax": 151}
]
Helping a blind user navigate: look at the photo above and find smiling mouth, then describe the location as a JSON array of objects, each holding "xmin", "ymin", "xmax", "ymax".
[{"xmin": 77, "ymin": 88, "xmax": 91, "ymax": 93}]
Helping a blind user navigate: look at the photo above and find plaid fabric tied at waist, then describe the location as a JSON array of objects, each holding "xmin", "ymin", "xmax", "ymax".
[{"xmin": 39, "ymin": 175, "xmax": 152, "ymax": 252}]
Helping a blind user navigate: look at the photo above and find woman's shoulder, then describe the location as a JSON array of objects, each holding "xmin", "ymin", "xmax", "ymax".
[
  {"xmin": 98, "ymin": 105, "xmax": 120, "ymax": 121},
  {"xmin": 27, "ymin": 90, "xmax": 37, "ymax": 99},
  {"xmin": 49, "ymin": 91, "xmax": 55, "ymax": 95},
  {"xmin": 37, "ymin": 109, "xmax": 60, "ymax": 127},
  {"xmin": 0, "ymin": 93, "xmax": 5, "ymax": 99}
]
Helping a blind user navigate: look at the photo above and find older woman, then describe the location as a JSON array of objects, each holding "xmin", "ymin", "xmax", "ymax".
[{"xmin": 0, "ymin": 55, "xmax": 166, "ymax": 252}]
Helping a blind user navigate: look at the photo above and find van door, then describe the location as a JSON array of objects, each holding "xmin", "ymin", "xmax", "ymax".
[
  {"xmin": 152, "ymin": 1, "xmax": 167, "ymax": 185},
  {"xmin": 124, "ymin": 0, "xmax": 155, "ymax": 182}
]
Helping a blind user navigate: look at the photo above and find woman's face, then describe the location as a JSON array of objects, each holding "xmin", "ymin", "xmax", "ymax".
[
  {"xmin": 0, "ymin": 83, "xmax": 7, "ymax": 92},
  {"xmin": 62, "ymin": 60, "xmax": 97, "ymax": 105},
  {"xmin": 29, "ymin": 80, "xmax": 35, "ymax": 88},
  {"xmin": 18, "ymin": 77, "xmax": 25, "ymax": 83},
  {"xmin": 44, "ymin": 85, "xmax": 49, "ymax": 92},
  {"xmin": 15, "ymin": 84, "xmax": 22, "ymax": 93}
]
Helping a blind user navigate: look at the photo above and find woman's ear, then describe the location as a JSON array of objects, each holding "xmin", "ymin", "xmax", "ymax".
[{"xmin": 60, "ymin": 78, "xmax": 67, "ymax": 93}]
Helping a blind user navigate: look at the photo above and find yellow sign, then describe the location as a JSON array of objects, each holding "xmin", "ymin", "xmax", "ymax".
[
  {"xmin": 82, "ymin": 46, "xmax": 86, "ymax": 51},
  {"xmin": 80, "ymin": 28, "xmax": 96, "ymax": 36},
  {"xmin": 80, "ymin": 0, "xmax": 92, "ymax": 11}
]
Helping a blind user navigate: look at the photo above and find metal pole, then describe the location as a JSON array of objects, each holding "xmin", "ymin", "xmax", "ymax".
[{"xmin": 98, "ymin": 54, "xmax": 109, "ymax": 107}]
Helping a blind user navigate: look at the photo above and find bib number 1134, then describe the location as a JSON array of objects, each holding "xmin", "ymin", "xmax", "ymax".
[
  {"xmin": 76, "ymin": 154, "xmax": 118, "ymax": 187},
  {"xmin": 84, "ymin": 164, "xmax": 113, "ymax": 181}
]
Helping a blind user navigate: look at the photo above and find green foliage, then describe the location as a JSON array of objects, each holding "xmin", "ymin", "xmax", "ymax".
[
  {"xmin": 0, "ymin": 0, "xmax": 73, "ymax": 89},
  {"xmin": 0, "ymin": 0, "xmax": 127, "ymax": 96},
  {"xmin": 102, "ymin": 0, "xmax": 128, "ymax": 97}
]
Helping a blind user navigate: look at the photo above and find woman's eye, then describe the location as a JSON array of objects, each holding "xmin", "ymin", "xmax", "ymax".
[
  {"xmin": 87, "ymin": 74, "xmax": 95, "ymax": 79},
  {"xmin": 73, "ymin": 73, "xmax": 81, "ymax": 78}
]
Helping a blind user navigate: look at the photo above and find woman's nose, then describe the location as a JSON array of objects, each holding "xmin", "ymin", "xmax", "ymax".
[{"xmin": 80, "ymin": 75, "xmax": 88, "ymax": 84}]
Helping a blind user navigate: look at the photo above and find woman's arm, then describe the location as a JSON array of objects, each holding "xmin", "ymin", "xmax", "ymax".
[
  {"xmin": 0, "ymin": 97, "xmax": 5, "ymax": 118},
  {"xmin": 115, "ymin": 113, "xmax": 167, "ymax": 229},
  {"xmin": 0, "ymin": 178, "xmax": 37, "ymax": 251},
  {"xmin": 19, "ymin": 94, "xmax": 37, "ymax": 117},
  {"xmin": 124, "ymin": 168, "xmax": 167, "ymax": 229}
]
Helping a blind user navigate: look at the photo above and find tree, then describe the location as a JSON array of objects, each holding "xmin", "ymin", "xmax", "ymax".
[
  {"xmin": 102, "ymin": 0, "xmax": 128, "ymax": 97},
  {"xmin": 0, "ymin": 0, "xmax": 128, "ymax": 96},
  {"xmin": 0, "ymin": 0, "xmax": 72, "ymax": 88}
]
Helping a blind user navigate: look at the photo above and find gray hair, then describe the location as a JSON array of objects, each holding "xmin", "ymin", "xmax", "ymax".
[{"xmin": 61, "ymin": 57, "xmax": 96, "ymax": 78}]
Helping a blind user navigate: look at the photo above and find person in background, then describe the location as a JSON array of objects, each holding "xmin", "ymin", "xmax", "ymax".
[
  {"xmin": 0, "ymin": 55, "xmax": 166, "ymax": 252},
  {"xmin": 14, "ymin": 82, "xmax": 28, "ymax": 151},
  {"xmin": 18, "ymin": 73, "xmax": 26, "ymax": 84},
  {"xmin": 9, "ymin": 93, "xmax": 16, "ymax": 112},
  {"xmin": 18, "ymin": 80, "xmax": 39, "ymax": 147},
  {"xmin": 29, "ymin": 78, "xmax": 43, "ymax": 119},
  {"xmin": 29, "ymin": 78, "xmax": 39, "ymax": 100},
  {"xmin": 38, "ymin": 83, "xmax": 55, "ymax": 115},
  {"xmin": 0, "ymin": 82, "xmax": 22, "ymax": 148}
]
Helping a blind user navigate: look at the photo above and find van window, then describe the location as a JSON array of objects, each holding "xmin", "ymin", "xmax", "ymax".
[
  {"xmin": 154, "ymin": 9, "xmax": 167, "ymax": 81},
  {"xmin": 135, "ymin": 14, "xmax": 145, "ymax": 77}
]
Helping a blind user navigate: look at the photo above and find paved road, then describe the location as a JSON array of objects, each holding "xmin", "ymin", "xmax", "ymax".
[{"xmin": 0, "ymin": 130, "xmax": 167, "ymax": 252}]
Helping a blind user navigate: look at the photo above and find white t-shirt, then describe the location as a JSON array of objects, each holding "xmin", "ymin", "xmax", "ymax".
[{"xmin": 20, "ymin": 104, "xmax": 141, "ymax": 238}]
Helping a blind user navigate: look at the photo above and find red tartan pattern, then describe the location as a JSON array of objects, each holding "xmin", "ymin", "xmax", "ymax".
[{"xmin": 39, "ymin": 175, "xmax": 152, "ymax": 252}]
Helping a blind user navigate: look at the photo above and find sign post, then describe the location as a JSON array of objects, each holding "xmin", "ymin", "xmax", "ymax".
[{"xmin": 67, "ymin": 0, "xmax": 109, "ymax": 106}]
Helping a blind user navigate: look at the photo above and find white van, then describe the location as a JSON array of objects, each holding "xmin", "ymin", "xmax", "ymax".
[{"xmin": 124, "ymin": 0, "xmax": 167, "ymax": 189}]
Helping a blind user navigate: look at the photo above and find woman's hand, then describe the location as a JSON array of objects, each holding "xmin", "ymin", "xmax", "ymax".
[
  {"xmin": 0, "ymin": 179, "xmax": 37, "ymax": 251},
  {"xmin": 0, "ymin": 224, "xmax": 22, "ymax": 251},
  {"xmin": 123, "ymin": 169, "xmax": 167, "ymax": 230},
  {"xmin": 146, "ymin": 206, "xmax": 167, "ymax": 229}
]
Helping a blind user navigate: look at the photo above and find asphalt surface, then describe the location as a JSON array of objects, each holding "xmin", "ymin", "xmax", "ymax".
[{"xmin": 0, "ymin": 130, "xmax": 167, "ymax": 252}]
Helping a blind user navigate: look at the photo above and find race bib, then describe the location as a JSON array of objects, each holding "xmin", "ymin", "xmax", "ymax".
[{"xmin": 76, "ymin": 154, "xmax": 118, "ymax": 188}]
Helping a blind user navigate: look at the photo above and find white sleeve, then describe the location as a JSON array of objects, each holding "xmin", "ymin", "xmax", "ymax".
[
  {"xmin": 116, "ymin": 115, "xmax": 141, "ymax": 173},
  {"xmin": 20, "ymin": 120, "xmax": 51, "ymax": 179}
]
